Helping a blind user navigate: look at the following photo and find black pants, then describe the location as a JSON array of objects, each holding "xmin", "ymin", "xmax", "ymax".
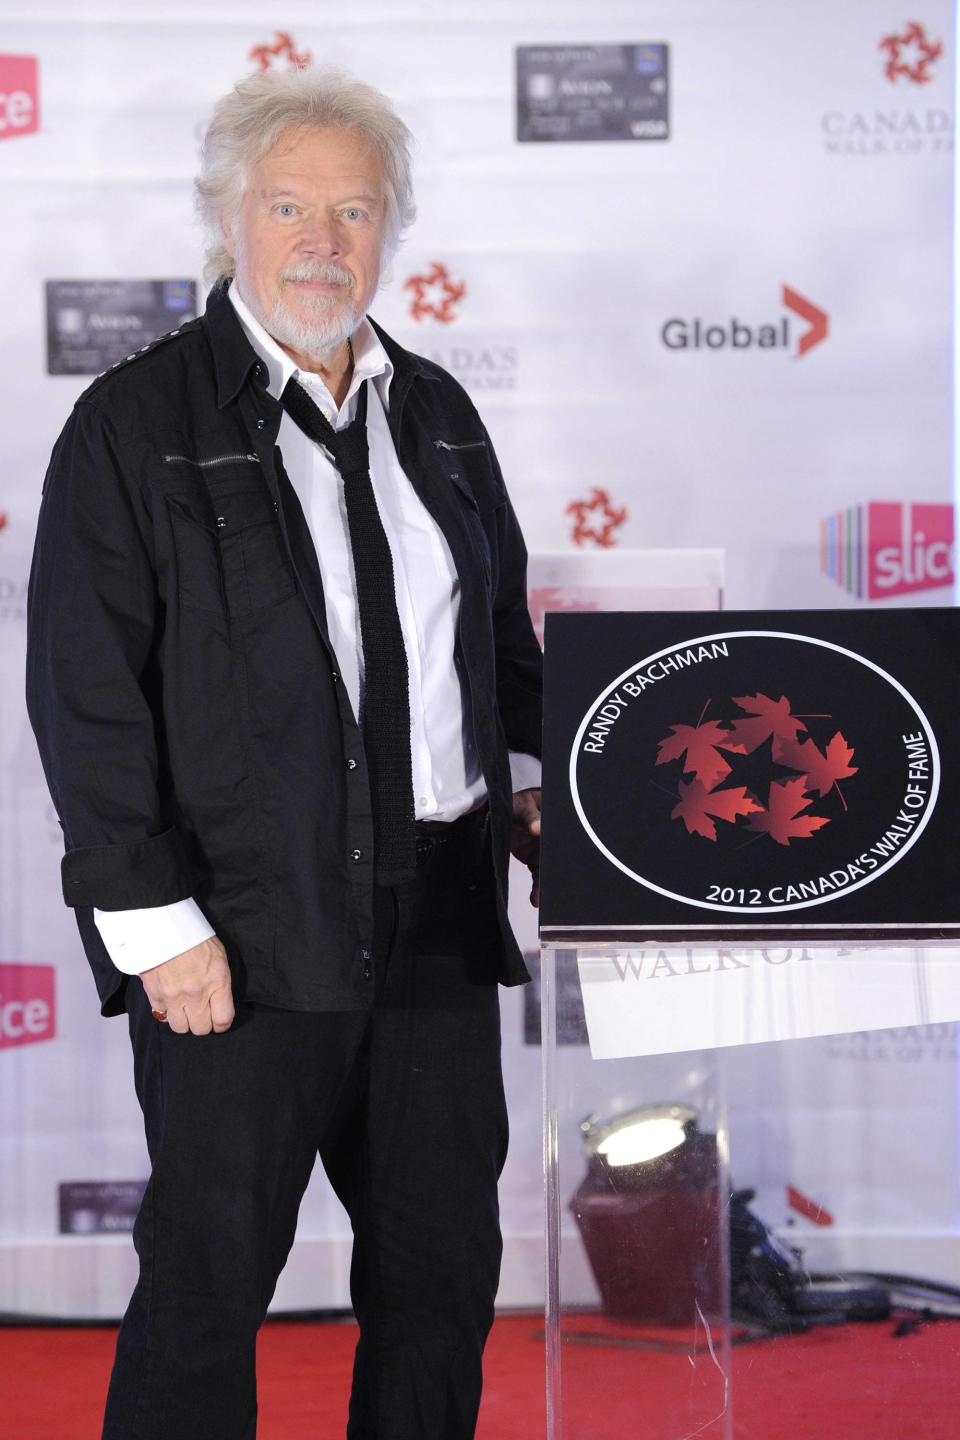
[{"xmin": 102, "ymin": 811, "xmax": 508, "ymax": 1440}]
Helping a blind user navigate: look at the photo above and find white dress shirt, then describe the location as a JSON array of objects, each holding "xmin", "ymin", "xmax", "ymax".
[{"xmin": 94, "ymin": 287, "xmax": 540, "ymax": 975}]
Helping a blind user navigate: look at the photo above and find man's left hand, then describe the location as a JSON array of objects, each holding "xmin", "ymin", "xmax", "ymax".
[{"xmin": 511, "ymin": 787, "xmax": 541, "ymax": 907}]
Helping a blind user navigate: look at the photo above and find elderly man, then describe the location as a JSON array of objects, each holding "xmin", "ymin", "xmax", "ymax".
[{"xmin": 26, "ymin": 67, "xmax": 542, "ymax": 1440}]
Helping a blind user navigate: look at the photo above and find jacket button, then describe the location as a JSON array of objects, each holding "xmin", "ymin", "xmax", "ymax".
[
  {"xmin": 347, "ymin": 758, "xmax": 357, "ymax": 771},
  {"xmin": 361, "ymin": 948, "xmax": 372, "ymax": 961},
  {"xmin": 351, "ymin": 848, "xmax": 363, "ymax": 862},
  {"xmin": 257, "ymin": 418, "xmax": 265, "ymax": 430},
  {"xmin": 216, "ymin": 516, "xmax": 227, "ymax": 529},
  {"xmin": 331, "ymin": 671, "xmax": 339, "ymax": 683}
]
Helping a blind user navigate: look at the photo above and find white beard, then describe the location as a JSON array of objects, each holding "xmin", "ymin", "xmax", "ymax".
[
  {"xmin": 236, "ymin": 260, "xmax": 368, "ymax": 361},
  {"xmin": 262, "ymin": 286, "xmax": 363, "ymax": 359}
]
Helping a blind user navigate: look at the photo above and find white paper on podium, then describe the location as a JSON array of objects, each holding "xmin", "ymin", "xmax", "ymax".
[{"xmin": 576, "ymin": 944, "xmax": 960, "ymax": 1058}]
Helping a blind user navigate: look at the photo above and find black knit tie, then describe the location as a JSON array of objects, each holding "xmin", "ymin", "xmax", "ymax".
[{"xmin": 281, "ymin": 376, "xmax": 416, "ymax": 884}]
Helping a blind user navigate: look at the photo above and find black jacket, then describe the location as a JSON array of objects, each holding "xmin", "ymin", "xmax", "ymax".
[{"xmin": 26, "ymin": 282, "xmax": 543, "ymax": 1015}]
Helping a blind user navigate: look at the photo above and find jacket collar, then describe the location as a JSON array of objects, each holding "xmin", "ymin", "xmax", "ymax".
[{"xmin": 202, "ymin": 279, "xmax": 437, "ymax": 410}]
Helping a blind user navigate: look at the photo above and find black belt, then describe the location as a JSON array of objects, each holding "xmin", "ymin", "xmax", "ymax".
[{"xmin": 413, "ymin": 803, "xmax": 489, "ymax": 863}]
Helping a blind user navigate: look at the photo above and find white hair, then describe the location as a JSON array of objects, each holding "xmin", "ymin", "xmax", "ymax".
[{"xmin": 195, "ymin": 67, "xmax": 416, "ymax": 287}]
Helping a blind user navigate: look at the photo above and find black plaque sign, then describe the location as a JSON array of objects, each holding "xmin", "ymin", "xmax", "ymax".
[{"xmin": 540, "ymin": 610, "xmax": 960, "ymax": 942}]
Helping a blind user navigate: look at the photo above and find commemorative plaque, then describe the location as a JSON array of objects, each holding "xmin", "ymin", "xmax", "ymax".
[{"xmin": 540, "ymin": 610, "xmax": 960, "ymax": 942}]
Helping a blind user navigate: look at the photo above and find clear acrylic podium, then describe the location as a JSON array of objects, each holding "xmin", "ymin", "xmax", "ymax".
[{"xmin": 540, "ymin": 940, "xmax": 960, "ymax": 1440}]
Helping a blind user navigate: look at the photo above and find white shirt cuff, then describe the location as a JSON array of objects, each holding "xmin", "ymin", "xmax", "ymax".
[
  {"xmin": 93, "ymin": 898, "xmax": 217, "ymax": 976},
  {"xmin": 509, "ymin": 751, "xmax": 542, "ymax": 794}
]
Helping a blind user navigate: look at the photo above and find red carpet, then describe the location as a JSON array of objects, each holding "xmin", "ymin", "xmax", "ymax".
[{"xmin": 3, "ymin": 1312, "xmax": 959, "ymax": 1438}]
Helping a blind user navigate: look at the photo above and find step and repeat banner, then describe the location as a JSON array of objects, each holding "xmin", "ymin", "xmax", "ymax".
[{"xmin": 0, "ymin": 0, "xmax": 956, "ymax": 1315}]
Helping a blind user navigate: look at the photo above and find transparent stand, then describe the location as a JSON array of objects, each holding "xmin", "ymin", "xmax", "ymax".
[{"xmin": 541, "ymin": 941, "xmax": 960, "ymax": 1439}]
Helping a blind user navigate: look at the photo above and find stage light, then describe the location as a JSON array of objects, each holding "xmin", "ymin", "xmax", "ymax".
[
  {"xmin": 581, "ymin": 1102, "xmax": 697, "ymax": 1167},
  {"xmin": 571, "ymin": 1102, "xmax": 723, "ymax": 1324}
]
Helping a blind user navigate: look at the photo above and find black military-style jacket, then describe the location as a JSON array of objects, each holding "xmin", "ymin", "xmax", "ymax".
[{"xmin": 26, "ymin": 282, "xmax": 543, "ymax": 1015}]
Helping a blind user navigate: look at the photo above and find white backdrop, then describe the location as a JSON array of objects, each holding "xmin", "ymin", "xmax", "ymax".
[{"xmin": 0, "ymin": 0, "xmax": 956, "ymax": 1316}]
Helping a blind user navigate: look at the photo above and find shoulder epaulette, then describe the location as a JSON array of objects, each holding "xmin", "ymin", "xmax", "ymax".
[{"xmin": 83, "ymin": 315, "xmax": 202, "ymax": 396}]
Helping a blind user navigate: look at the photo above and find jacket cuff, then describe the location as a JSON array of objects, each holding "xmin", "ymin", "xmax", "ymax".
[{"xmin": 61, "ymin": 826, "xmax": 195, "ymax": 910}]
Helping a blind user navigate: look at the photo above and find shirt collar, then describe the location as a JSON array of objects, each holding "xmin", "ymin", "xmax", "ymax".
[{"xmin": 227, "ymin": 282, "xmax": 394, "ymax": 423}]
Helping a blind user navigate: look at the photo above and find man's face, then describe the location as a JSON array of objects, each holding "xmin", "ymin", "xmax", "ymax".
[{"xmin": 223, "ymin": 124, "xmax": 387, "ymax": 358}]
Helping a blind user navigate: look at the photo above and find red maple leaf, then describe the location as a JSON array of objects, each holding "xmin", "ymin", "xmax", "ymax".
[
  {"xmin": 249, "ymin": 31, "xmax": 312, "ymax": 72},
  {"xmin": 747, "ymin": 777, "xmax": 830, "ymax": 847},
  {"xmin": 403, "ymin": 262, "xmax": 467, "ymax": 323},
  {"xmin": 671, "ymin": 779, "xmax": 762, "ymax": 842},
  {"xmin": 657, "ymin": 719, "xmax": 739, "ymax": 788},
  {"xmin": 879, "ymin": 21, "xmax": 942, "ymax": 84},
  {"xmin": 565, "ymin": 487, "xmax": 628, "ymax": 548},
  {"xmin": 723, "ymin": 693, "xmax": 807, "ymax": 754},
  {"xmin": 774, "ymin": 731, "xmax": 858, "ymax": 799}
]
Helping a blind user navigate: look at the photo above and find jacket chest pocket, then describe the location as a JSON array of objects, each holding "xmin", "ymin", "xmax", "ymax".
[
  {"xmin": 437, "ymin": 445, "xmax": 501, "ymax": 599},
  {"xmin": 164, "ymin": 472, "xmax": 296, "ymax": 619}
]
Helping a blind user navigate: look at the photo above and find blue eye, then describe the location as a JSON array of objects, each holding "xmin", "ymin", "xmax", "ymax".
[
  {"xmin": 344, "ymin": 208, "xmax": 365, "ymax": 221},
  {"xmin": 276, "ymin": 204, "xmax": 296, "ymax": 217}
]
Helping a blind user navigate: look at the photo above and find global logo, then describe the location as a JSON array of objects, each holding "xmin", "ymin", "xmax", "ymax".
[
  {"xmin": 879, "ymin": 21, "xmax": 943, "ymax": 84},
  {"xmin": 0, "ymin": 963, "xmax": 56, "ymax": 1049},
  {"xmin": 821, "ymin": 501, "xmax": 954, "ymax": 600},
  {"xmin": 404, "ymin": 262, "xmax": 467, "ymax": 323},
  {"xmin": 571, "ymin": 631, "xmax": 938, "ymax": 915},
  {"xmin": 0, "ymin": 55, "xmax": 39, "ymax": 141},
  {"xmin": 661, "ymin": 285, "xmax": 828, "ymax": 359},
  {"xmin": 249, "ymin": 31, "xmax": 312, "ymax": 73}
]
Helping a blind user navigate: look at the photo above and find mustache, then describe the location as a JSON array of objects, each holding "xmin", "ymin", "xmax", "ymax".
[{"xmin": 279, "ymin": 262, "xmax": 355, "ymax": 289}]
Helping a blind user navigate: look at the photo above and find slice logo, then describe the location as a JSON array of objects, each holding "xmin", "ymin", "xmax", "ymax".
[
  {"xmin": 571, "ymin": 631, "xmax": 938, "ymax": 915},
  {"xmin": 0, "ymin": 55, "xmax": 39, "ymax": 141},
  {"xmin": 821, "ymin": 501, "xmax": 954, "ymax": 600},
  {"xmin": 879, "ymin": 21, "xmax": 943, "ymax": 85},
  {"xmin": 661, "ymin": 285, "xmax": 828, "ymax": 359},
  {"xmin": 566, "ymin": 487, "xmax": 628, "ymax": 548},
  {"xmin": 404, "ymin": 262, "xmax": 467, "ymax": 323},
  {"xmin": 249, "ymin": 31, "xmax": 312, "ymax": 72},
  {"xmin": 0, "ymin": 963, "xmax": 56, "ymax": 1049}
]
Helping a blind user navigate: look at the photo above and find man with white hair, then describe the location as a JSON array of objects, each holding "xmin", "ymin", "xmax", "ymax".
[{"xmin": 27, "ymin": 67, "xmax": 543, "ymax": 1440}]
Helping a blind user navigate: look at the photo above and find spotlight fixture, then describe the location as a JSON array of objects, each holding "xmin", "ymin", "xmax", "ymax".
[
  {"xmin": 580, "ymin": 1102, "xmax": 698, "ymax": 1168},
  {"xmin": 571, "ymin": 1102, "xmax": 724, "ymax": 1324}
]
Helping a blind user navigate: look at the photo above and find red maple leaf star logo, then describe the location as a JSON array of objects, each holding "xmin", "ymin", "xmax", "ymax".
[
  {"xmin": 655, "ymin": 693, "xmax": 859, "ymax": 845},
  {"xmin": 403, "ymin": 262, "xmax": 467, "ymax": 323},
  {"xmin": 879, "ymin": 21, "xmax": 942, "ymax": 84},
  {"xmin": 565, "ymin": 487, "xmax": 628, "ymax": 548},
  {"xmin": 249, "ymin": 31, "xmax": 313, "ymax": 73}
]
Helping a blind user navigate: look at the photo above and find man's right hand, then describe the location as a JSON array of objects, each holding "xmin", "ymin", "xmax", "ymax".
[{"xmin": 139, "ymin": 935, "xmax": 235, "ymax": 1035}]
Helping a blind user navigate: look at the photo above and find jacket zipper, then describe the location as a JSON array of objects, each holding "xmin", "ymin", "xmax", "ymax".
[
  {"xmin": 162, "ymin": 453, "xmax": 259, "ymax": 467},
  {"xmin": 433, "ymin": 439, "xmax": 486, "ymax": 452}
]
